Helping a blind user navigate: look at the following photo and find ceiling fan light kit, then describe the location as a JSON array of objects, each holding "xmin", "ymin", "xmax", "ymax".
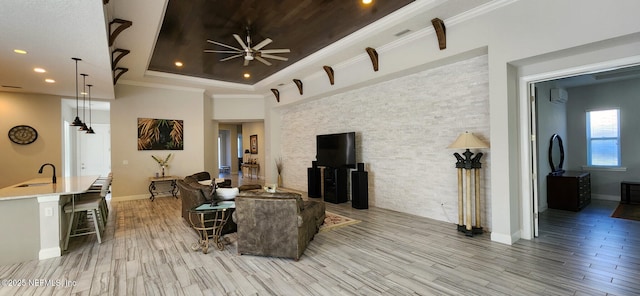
[{"xmin": 205, "ymin": 29, "xmax": 290, "ymax": 66}]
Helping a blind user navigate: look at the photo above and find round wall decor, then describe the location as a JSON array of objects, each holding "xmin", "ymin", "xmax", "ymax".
[{"xmin": 8, "ymin": 125, "xmax": 38, "ymax": 145}]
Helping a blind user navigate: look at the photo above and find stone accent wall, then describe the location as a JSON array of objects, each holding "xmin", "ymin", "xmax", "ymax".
[{"xmin": 280, "ymin": 55, "xmax": 491, "ymax": 229}]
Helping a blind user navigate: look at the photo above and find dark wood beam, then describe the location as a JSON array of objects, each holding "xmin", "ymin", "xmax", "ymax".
[
  {"xmin": 109, "ymin": 19, "xmax": 133, "ymax": 46},
  {"xmin": 271, "ymin": 89, "xmax": 280, "ymax": 102},
  {"xmin": 431, "ymin": 18, "xmax": 446, "ymax": 50},
  {"xmin": 293, "ymin": 79, "xmax": 303, "ymax": 95},
  {"xmin": 323, "ymin": 66, "xmax": 335, "ymax": 85},
  {"xmin": 366, "ymin": 47, "xmax": 379, "ymax": 72},
  {"xmin": 111, "ymin": 48, "xmax": 130, "ymax": 70}
]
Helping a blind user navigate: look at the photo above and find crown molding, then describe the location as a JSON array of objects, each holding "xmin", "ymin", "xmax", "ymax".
[
  {"xmin": 144, "ymin": 70, "xmax": 255, "ymax": 91},
  {"xmin": 118, "ymin": 79, "xmax": 205, "ymax": 93}
]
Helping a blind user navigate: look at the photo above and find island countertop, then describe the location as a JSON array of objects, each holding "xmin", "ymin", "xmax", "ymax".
[{"xmin": 0, "ymin": 175, "xmax": 99, "ymax": 200}]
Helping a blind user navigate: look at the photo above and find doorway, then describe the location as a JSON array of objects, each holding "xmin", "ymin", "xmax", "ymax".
[
  {"xmin": 521, "ymin": 59, "xmax": 640, "ymax": 239},
  {"xmin": 62, "ymin": 99, "xmax": 111, "ymax": 178}
]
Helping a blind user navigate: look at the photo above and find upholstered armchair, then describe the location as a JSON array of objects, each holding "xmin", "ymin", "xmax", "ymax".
[
  {"xmin": 176, "ymin": 178, "xmax": 237, "ymax": 236},
  {"xmin": 233, "ymin": 190, "xmax": 325, "ymax": 260}
]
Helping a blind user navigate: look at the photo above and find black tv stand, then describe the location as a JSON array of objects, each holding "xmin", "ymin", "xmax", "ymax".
[{"xmin": 324, "ymin": 167, "xmax": 348, "ymax": 204}]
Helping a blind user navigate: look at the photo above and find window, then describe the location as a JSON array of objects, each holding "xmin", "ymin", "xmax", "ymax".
[{"xmin": 586, "ymin": 109, "xmax": 620, "ymax": 166}]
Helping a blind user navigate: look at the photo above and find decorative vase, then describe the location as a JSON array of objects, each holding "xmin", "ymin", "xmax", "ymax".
[{"xmin": 277, "ymin": 174, "xmax": 283, "ymax": 187}]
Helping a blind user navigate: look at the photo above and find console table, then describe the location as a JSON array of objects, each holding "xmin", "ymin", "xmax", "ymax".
[
  {"xmin": 188, "ymin": 201, "xmax": 235, "ymax": 254},
  {"xmin": 241, "ymin": 163, "xmax": 260, "ymax": 179},
  {"xmin": 621, "ymin": 181, "xmax": 640, "ymax": 204},
  {"xmin": 148, "ymin": 176, "xmax": 179, "ymax": 201}
]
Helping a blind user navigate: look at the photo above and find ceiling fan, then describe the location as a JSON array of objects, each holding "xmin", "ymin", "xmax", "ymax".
[{"xmin": 204, "ymin": 29, "xmax": 290, "ymax": 66}]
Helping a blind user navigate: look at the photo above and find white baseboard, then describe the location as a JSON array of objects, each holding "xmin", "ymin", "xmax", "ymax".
[
  {"xmin": 111, "ymin": 194, "xmax": 151, "ymax": 202},
  {"xmin": 491, "ymin": 230, "xmax": 519, "ymax": 245},
  {"xmin": 39, "ymin": 247, "xmax": 61, "ymax": 260},
  {"xmin": 591, "ymin": 194, "xmax": 619, "ymax": 201}
]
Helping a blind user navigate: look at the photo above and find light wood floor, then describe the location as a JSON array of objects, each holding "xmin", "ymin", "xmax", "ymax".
[{"xmin": 1, "ymin": 174, "xmax": 638, "ymax": 295}]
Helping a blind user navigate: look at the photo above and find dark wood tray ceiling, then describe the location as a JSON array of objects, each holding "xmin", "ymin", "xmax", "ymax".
[{"xmin": 149, "ymin": 0, "xmax": 414, "ymax": 85}]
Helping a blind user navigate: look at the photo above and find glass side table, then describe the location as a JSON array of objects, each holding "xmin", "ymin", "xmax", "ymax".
[{"xmin": 188, "ymin": 201, "xmax": 235, "ymax": 254}]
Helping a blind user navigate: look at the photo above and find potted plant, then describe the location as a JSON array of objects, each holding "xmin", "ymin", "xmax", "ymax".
[
  {"xmin": 152, "ymin": 153, "xmax": 172, "ymax": 177},
  {"xmin": 275, "ymin": 157, "xmax": 283, "ymax": 187}
]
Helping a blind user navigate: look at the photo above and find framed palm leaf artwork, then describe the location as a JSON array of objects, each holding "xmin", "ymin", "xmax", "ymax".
[{"xmin": 138, "ymin": 118, "xmax": 184, "ymax": 150}]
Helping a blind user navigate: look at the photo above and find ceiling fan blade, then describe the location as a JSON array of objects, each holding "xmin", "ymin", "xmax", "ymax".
[
  {"xmin": 255, "ymin": 56, "xmax": 272, "ymax": 66},
  {"xmin": 220, "ymin": 54, "xmax": 243, "ymax": 62},
  {"xmin": 206, "ymin": 39, "xmax": 242, "ymax": 51},
  {"xmin": 259, "ymin": 48, "xmax": 290, "ymax": 54},
  {"xmin": 203, "ymin": 50, "xmax": 241, "ymax": 53},
  {"xmin": 261, "ymin": 53, "xmax": 288, "ymax": 61},
  {"xmin": 252, "ymin": 38, "xmax": 272, "ymax": 50},
  {"xmin": 233, "ymin": 34, "xmax": 249, "ymax": 50}
]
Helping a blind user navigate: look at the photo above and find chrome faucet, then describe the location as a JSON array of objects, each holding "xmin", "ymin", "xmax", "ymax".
[{"xmin": 38, "ymin": 163, "xmax": 57, "ymax": 184}]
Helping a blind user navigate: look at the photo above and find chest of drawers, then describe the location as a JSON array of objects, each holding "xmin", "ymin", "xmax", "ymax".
[{"xmin": 547, "ymin": 171, "xmax": 591, "ymax": 211}]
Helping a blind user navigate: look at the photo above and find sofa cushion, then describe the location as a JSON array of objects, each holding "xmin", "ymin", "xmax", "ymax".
[{"xmin": 237, "ymin": 190, "xmax": 305, "ymax": 211}]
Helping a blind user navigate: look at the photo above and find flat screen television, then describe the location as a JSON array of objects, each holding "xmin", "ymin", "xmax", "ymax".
[{"xmin": 316, "ymin": 132, "xmax": 356, "ymax": 168}]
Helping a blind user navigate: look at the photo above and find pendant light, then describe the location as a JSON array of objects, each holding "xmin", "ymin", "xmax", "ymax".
[
  {"xmin": 86, "ymin": 84, "xmax": 95, "ymax": 134},
  {"xmin": 70, "ymin": 58, "xmax": 84, "ymax": 126},
  {"xmin": 78, "ymin": 74, "xmax": 89, "ymax": 131}
]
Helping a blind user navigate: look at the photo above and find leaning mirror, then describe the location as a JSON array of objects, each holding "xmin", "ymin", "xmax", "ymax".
[{"xmin": 548, "ymin": 133, "xmax": 565, "ymax": 175}]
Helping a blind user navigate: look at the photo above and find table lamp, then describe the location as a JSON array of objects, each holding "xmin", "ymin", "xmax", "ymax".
[{"xmin": 448, "ymin": 131, "xmax": 489, "ymax": 236}]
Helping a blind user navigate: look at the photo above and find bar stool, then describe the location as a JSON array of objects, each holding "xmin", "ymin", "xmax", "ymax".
[
  {"xmin": 77, "ymin": 176, "xmax": 111, "ymax": 229},
  {"xmin": 63, "ymin": 194, "xmax": 103, "ymax": 251}
]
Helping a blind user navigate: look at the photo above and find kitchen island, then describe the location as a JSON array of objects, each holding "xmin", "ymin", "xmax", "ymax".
[{"xmin": 0, "ymin": 175, "xmax": 98, "ymax": 266}]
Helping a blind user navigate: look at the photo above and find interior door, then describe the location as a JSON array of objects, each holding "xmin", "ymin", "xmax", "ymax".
[
  {"xmin": 530, "ymin": 83, "xmax": 540, "ymax": 237},
  {"xmin": 78, "ymin": 123, "xmax": 111, "ymax": 177}
]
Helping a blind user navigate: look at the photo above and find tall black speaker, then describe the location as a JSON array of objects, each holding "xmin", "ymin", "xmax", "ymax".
[
  {"xmin": 307, "ymin": 167, "xmax": 321, "ymax": 198},
  {"xmin": 324, "ymin": 167, "xmax": 348, "ymax": 204},
  {"xmin": 352, "ymin": 170, "xmax": 368, "ymax": 209}
]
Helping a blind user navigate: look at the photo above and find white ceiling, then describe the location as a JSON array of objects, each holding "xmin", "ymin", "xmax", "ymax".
[{"xmin": 1, "ymin": 0, "xmax": 493, "ymax": 102}]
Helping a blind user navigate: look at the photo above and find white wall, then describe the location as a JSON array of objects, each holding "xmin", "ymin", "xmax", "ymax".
[
  {"xmin": 264, "ymin": 0, "xmax": 640, "ymax": 244},
  {"xmin": 213, "ymin": 96, "xmax": 264, "ymax": 121},
  {"xmin": 280, "ymin": 55, "xmax": 491, "ymax": 228},
  {"xmin": 0, "ymin": 92, "xmax": 62, "ymax": 188},
  {"xmin": 566, "ymin": 77, "xmax": 640, "ymax": 200},
  {"xmin": 535, "ymin": 82, "xmax": 568, "ymax": 211},
  {"xmin": 242, "ymin": 122, "xmax": 265, "ymax": 179},
  {"xmin": 110, "ymin": 84, "xmax": 209, "ymax": 200}
]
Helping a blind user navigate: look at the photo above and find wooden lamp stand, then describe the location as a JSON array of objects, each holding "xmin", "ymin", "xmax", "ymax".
[{"xmin": 449, "ymin": 132, "xmax": 488, "ymax": 237}]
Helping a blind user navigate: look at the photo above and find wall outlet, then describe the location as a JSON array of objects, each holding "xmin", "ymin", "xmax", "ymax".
[{"xmin": 45, "ymin": 207, "xmax": 53, "ymax": 217}]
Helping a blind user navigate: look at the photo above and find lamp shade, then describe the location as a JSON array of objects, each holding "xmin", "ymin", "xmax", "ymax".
[{"xmin": 448, "ymin": 131, "xmax": 489, "ymax": 149}]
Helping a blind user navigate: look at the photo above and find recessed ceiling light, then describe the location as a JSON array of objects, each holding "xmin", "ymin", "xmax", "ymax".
[
  {"xmin": 13, "ymin": 49, "xmax": 27, "ymax": 54},
  {"xmin": 34, "ymin": 68, "xmax": 46, "ymax": 73},
  {"xmin": 362, "ymin": 0, "xmax": 373, "ymax": 4},
  {"xmin": 175, "ymin": 61, "xmax": 184, "ymax": 67},
  {"xmin": 243, "ymin": 73, "xmax": 251, "ymax": 78},
  {"xmin": 45, "ymin": 79, "xmax": 55, "ymax": 83}
]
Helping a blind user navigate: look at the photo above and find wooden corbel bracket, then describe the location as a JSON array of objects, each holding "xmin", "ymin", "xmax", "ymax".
[
  {"xmin": 111, "ymin": 48, "xmax": 130, "ymax": 70},
  {"xmin": 293, "ymin": 79, "xmax": 303, "ymax": 95},
  {"xmin": 365, "ymin": 47, "xmax": 379, "ymax": 72},
  {"xmin": 323, "ymin": 66, "xmax": 335, "ymax": 85},
  {"xmin": 113, "ymin": 67, "xmax": 128, "ymax": 85},
  {"xmin": 109, "ymin": 19, "xmax": 133, "ymax": 46},
  {"xmin": 271, "ymin": 89, "xmax": 280, "ymax": 102},
  {"xmin": 431, "ymin": 18, "xmax": 446, "ymax": 50}
]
